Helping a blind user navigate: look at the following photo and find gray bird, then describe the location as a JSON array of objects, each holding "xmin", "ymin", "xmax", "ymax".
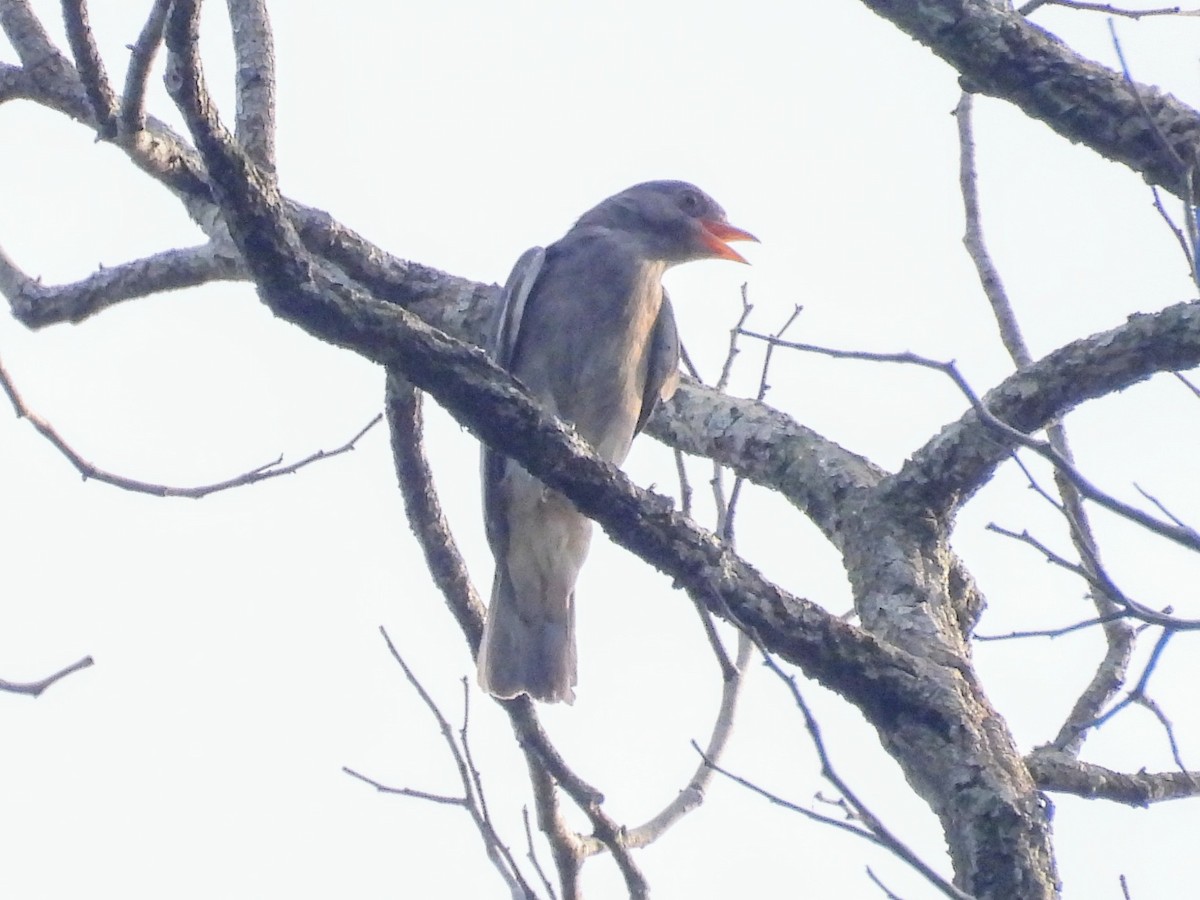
[{"xmin": 477, "ymin": 180, "xmax": 757, "ymax": 703}]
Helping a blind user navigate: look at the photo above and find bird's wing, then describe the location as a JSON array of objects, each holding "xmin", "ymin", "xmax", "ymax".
[
  {"xmin": 492, "ymin": 246, "xmax": 546, "ymax": 369},
  {"xmin": 635, "ymin": 290, "xmax": 681, "ymax": 436},
  {"xmin": 482, "ymin": 246, "xmax": 546, "ymax": 553}
]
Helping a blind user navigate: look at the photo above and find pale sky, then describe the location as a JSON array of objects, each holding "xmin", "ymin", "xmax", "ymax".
[{"xmin": 3, "ymin": 3, "xmax": 1200, "ymax": 898}]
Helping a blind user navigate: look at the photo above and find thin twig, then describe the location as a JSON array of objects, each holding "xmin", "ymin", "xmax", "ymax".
[
  {"xmin": 522, "ymin": 808, "xmax": 557, "ymax": 900},
  {"xmin": 1108, "ymin": 20, "xmax": 1200, "ymax": 289},
  {"xmin": 341, "ymin": 767, "xmax": 465, "ymax": 807},
  {"xmin": 1, "ymin": 351, "xmax": 380, "ymax": 497},
  {"xmin": 384, "ymin": 371, "xmax": 642, "ymax": 898},
  {"xmin": 715, "ymin": 284, "xmax": 753, "ymax": 392},
  {"xmin": 0, "ymin": 655, "xmax": 94, "ymax": 696},
  {"xmin": 1022, "ymin": 1, "xmax": 1193, "ymax": 19},
  {"xmin": 756, "ymin": 652, "xmax": 974, "ymax": 900},
  {"xmin": 866, "ymin": 867, "xmax": 908, "ymax": 900},
  {"xmin": 225, "ymin": 0, "xmax": 276, "ymax": 171},
  {"xmin": 1173, "ymin": 371, "xmax": 1200, "ymax": 399},
  {"xmin": 986, "ymin": 524, "xmax": 1198, "ymax": 629},
  {"xmin": 956, "ymin": 91, "xmax": 1139, "ymax": 756},
  {"xmin": 739, "ymin": 333, "xmax": 1200, "ymax": 555},
  {"xmin": 974, "ymin": 613, "xmax": 1129, "ymax": 641},
  {"xmin": 367, "ymin": 627, "xmax": 536, "ymax": 898}
]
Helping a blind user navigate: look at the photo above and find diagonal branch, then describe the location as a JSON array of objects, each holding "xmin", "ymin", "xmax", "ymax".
[
  {"xmin": 383, "ymin": 372, "xmax": 641, "ymax": 898},
  {"xmin": 883, "ymin": 302, "xmax": 1200, "ymax": 518},
  {"xmin": 856, "ymin": 0, "xmax": 1200, "ymax": 201},
  {"xmin": 0, "ymin": 0, "xmax": 73, "ymax": 86},
  {"xmin": 161, "ymin": 0, "xmax": 936, "ymax": 739},
  {"xmin": 0, "ymin": 655, "xmax": 93, "ymax": 696},
  {"xmin": 119, "ymin": 0, "xmax": 171, "ymax": 134},
  {"xmin": 1, "ymin": 242, "xmax": 247, "ymax": 328},
  {"xmin": 60, "ymin": 0, "xmax": 118, "ymax": 136},
  {"xmin": 345, "ymin": 631, "xmax": 537, "ymax": 899},
  {"xmin": 955, "ymin": 89, "xmax": 1136, "ymax": 755},
  {"xmin": 1, "ymin": 351, "xmax": 381, "ymax": 498}
]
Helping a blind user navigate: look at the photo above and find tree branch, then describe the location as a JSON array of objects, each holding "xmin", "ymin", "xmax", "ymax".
[
  {"xmin": 1, "ymin": 242, "xmax": 247, "ymax": 328},
  {"xmin": 856, "ymin": 0, "xmax": 1200, "ymax": 201},
  {"xmin": 0, "ymin": 655, "xmax": 93, "ymax": 696},
  {"xmin": 119, "ymin": 0, "xmax": 171, "ymax": 135},
  {"xmin": 225, "ymin": 0, "xmax": 275, "ymax": 171},
  {"xmin": 1027, "ymin": 747, "xmax": 1200, "ymax": 804},
  {"xmin": 0, "ymin": 351, "xmax": 381, "ymax": 498},
  {"xmin": 161, "ymin": 0, "xmax": 936, "ymax": 739},
  {"xmin": 60, "ymin": 0, "xmax": 118, "ymax": 136},
  {"xmin": 347, "ymin": 629, "xmax": 537, "ymax": 899}
]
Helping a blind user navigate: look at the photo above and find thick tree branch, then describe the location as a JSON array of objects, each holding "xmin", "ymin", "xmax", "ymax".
[
  {"xmin": 160, "ymin": 0, "xmax": 935, "ymax": 734},
  {"xmin": 225, "ymin": 0, "xmax": 275, "ymax": 171},
  {"xmin": 60, "ymin": 0, "xmax": 118, "ymax": 136},
  {"xmin": 1027, "ymin": 747, "xmax": 1200, "ymax": 804},
  {"xmin": 1, "ymin": 242, "xmax": 247, "ymax": 327},
  {"xmin": 857, "ymin": 0, "xmax": 1200, "ymax": 200},
  {"xmin": 119, "ymin": 0, "xmax": 171, "ymax": 134},
  {"xmin": 382, "ymin": 373, "xmax": 643, "ymax": 897},
  {"xmin": 0, "ymin": 0, "xmax": 74, "ymax": 89},
  {"xmin": 383, "ymin": 373, "xmax": 485, "ymax": 649},
  {"xmin": 889, "ymin": 300, "xmax": 1200, "ymax": 516}
]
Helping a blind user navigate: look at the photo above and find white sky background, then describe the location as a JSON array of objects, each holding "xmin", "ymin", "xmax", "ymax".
[{"xmin": 2, "ymin": 2, "xmax": 1200, "ymax": 898}]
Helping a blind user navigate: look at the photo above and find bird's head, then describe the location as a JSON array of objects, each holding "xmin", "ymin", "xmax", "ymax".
[{"xmin": 574, "ymin": 180, "xmax": 758, "ymax": 265}]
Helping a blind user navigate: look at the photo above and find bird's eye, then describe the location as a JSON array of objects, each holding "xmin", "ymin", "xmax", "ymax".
[{"xmin": 679, "ymin": 191, "xmax": 702, "ymax": 214}]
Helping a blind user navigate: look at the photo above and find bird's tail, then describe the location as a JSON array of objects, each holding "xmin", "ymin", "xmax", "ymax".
[{"xmin": 477, "ymin": 568, "xmax": 577, "ymax": 704}]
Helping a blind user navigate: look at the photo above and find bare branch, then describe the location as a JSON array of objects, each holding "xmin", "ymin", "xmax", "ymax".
[
  {"xmin": 341, "ymin": 767, "xmax": 466, "ymax": 807},
  {"xmin": 975, "ymin": 613, "xmax": 1128, "ymax": 641},
  {"xmin": 0, "ymin": 0, "xmax": 71, "ymax": 81},
  {"xmin": 1174, "ymin": 370, "xmax": 1200, "ymax": 399},
  {"xmin": 1147, "ymin": 186, "xmax": 1198, "ymax": 286},
  {"xmin": 985, "ymin": 525, "xmax": 1198, "ymax": 629},
  {"xmin": 859, "ymin": 0, "xmax": 1200, "ymax": 201},
  {"xmin": 1056, "ymin": 629, "xmax": 1187, "ymax": 759},
  {"xmin": 522, "ymin": 808, "xmax": 557, "ymax": 900},
  {"xmin": 120, "ymin": 0, "xmax": 171, "ymax": 134},
  {"xmin": 375, "ymin": 629, "xmax": 535, "ymax": 898},
  {"xmin": 345, "ymin": 629, "xmax": 535, "ymax": 899},
  {"xmin": 866, "ymin": 866, "xmax": 908, "ymax": 900},
  {"xmin": 1, "ymin": 242, "xmax": 247, "ymax": 328},
  {"xmin": 382, "ymin": 372, "xmax": 640, "ymax": 897},
  {"xmin": 163, "ymin": 0, "xmax": 932, "ymax": 751},
  {"xmin": 60, "ymin": 0, "xmax": 118, "ymax": 136},
  {"xmin": 0, "ymin": 655, "xmax": 93, "ymax": 696},
  {"xmin": 384, "ymin": 372, "xmax": 486, "ymax": 649},
  {"xmin": 1027, "ymin": 747, "xmax": 1200, "ymax": 804},
  {"xmin": 714, "ymin": 284, "xmax": 753, "ymax": 392},
  {"xmin": 1, "ymin": 351, "xmax": 381, "ymax": 497},
  {"xmin": 1106, "ymin": 19, "xmax": 1200, "ymax": 290},
  {"xmin": 225, "ymin": 0, "xmax": 276, "ymax": 171},
  {"xmin": 1134, "ymin": 482, "xmax": 1199, "ymax": 533},
  {"xmin": 955, "ymin": 92, "xmax": 1030, "ymax": 369},
  {"xmin": 756, "ymin": 652, "xmax": 974, "ymax": 900},
  {"xmin": 1022, "ymin": 1, "xmax": 1194, "ymax": 18},
  {"xmin": 743, "ymin": 332, "xmax": 1200, "ymax": 555}
]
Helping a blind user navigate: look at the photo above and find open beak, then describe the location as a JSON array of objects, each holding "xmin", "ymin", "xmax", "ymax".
[{"xmin": 699, "ymin": 219, "xmax": 759, "ymax": 264}]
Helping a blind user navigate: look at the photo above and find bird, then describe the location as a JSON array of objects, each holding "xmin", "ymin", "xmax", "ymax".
[{"xmin": 477, "ymin": 180, "xmax": 756, "ymax": 703}]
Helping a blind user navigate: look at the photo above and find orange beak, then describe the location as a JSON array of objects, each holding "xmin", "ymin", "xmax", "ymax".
[{"xmin": 699, "ymin": 219, "xmax": 759, "ymax": 264}]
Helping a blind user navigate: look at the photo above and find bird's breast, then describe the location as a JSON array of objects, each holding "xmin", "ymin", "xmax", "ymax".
[{"xmin": 517, "ymin": 256, "xmax": 665, "ymax": 465}]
